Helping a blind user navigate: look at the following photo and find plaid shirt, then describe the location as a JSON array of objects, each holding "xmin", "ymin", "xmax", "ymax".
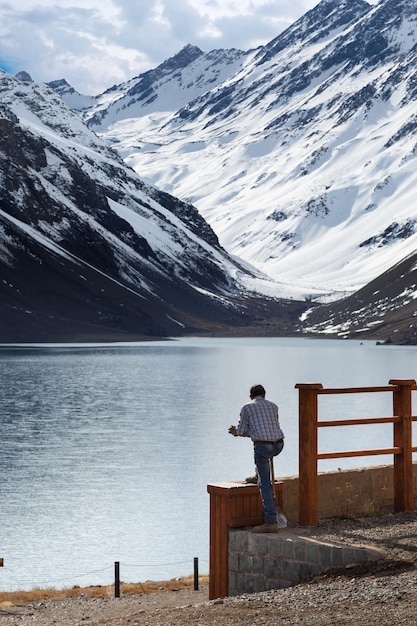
[{"xmin": 237, "ymin": 396, "xmax": 284, "ymax": 442}]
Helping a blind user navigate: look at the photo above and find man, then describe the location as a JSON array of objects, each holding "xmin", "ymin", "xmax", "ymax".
[{"xmin": 229, "ymin": 384, "xmax": 284, "ymax": 533}]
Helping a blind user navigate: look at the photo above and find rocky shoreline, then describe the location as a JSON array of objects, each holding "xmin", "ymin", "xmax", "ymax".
[{"xmin": 2, "ymin": 511, "xmax": 417, "ymax": 625}]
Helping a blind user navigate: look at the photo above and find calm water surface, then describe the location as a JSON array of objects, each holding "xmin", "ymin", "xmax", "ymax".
[{"xmin": 0, "ymin": 337, "xmax": 416, "ymax": 590}]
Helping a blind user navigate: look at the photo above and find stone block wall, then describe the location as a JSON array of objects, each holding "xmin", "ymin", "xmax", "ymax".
[{"xmin": 228, "ymin": 529, "xmax": 381, "ymax": 596}]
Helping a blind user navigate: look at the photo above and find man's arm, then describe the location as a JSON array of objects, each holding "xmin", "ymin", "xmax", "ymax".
[{"xmin": 229, "ymin": 421, "xmax": 250, "ymax": 438}]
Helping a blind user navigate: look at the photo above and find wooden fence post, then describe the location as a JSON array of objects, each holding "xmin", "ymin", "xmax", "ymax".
[
  {"xmin": 295, "ymin": 383, "xmax": 323, "ymax": 526},
  {"xmin": 389, "ymin": 378, "xmax": 416, "ymax": 512}
]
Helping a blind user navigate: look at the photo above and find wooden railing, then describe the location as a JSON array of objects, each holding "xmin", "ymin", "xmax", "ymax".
[{"xmin": 296, "ymin": 378, "xmax": 417, "ymax": 526}]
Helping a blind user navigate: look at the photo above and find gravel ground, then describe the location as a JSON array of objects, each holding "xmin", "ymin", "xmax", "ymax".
[{"xmin": 2, "ymin": 511, "xmax": 417, "ymax": 625}]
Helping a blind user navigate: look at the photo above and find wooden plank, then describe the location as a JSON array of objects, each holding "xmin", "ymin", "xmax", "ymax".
[
  {"xmin": 319, "ymin": 386, "xmax": 394, "ymax": 395},
  {"xmin": 318, "ymin": 447, "xmax": 401, "ymax": 460},
  {"xmin": 228, "ymin": 486, "xmax": 264, "ymax": 527},
  {"xmin": 208, "ymin": 487, "xmax": 229, "ymax": 600},
  {"xmin": 318, "ymin": 416, "xmax": 400, "ymax": 427}
]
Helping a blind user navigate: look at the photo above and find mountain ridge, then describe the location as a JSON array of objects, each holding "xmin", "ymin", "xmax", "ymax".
[
  {"xmin": 3, "ymin": 0, "xmax": 417, "ymax": 343},
  {"xmin": 0, "ymin": 69, "xmax": 309, "ymax": 342}
]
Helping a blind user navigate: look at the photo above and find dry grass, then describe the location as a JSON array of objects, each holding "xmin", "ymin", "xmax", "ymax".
[{"xmin": 0, "ymin": 574, "xmax": 209, "ymax": 606}]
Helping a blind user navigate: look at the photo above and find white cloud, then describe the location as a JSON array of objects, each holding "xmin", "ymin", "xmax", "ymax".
[{"xmin": 0, "ymin": 0, "xmax": 380, "ymax": 95}]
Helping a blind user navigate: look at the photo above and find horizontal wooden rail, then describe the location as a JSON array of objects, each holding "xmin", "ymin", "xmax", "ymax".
[
  {"xmin": 318, "ymin": 446, "xmax": 402, "ymax": 460},
  {"xmin": 319, "ymin": 414, "xmax": 417, "ymax": 427},
  {"xmin": 318, "ymin": 416, "xmax": 400, "ymax": 428},
  {"xmin": 318, "ymin": 386, "xmax": 395, "ymax": 395}
]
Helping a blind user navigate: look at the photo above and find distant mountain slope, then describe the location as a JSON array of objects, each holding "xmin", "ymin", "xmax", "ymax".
[
  {"xmin": 0, "ymin": 70, "xmax": 306, "ymax": 342},
  {"xmin": 301, "ymin": 250, "xmax": 417, "ymax": 345},
  {"xmin": 74, "ymin": 0, "xmax": 417, "ymax": 305}
]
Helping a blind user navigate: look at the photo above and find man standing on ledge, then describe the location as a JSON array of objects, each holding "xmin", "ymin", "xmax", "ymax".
[{"xmin": 229, "ymin": 384, "xmax": 284, "ymax": 533}]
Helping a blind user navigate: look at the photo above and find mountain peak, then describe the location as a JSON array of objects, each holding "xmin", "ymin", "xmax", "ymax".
[
  {"xmin": 48, "ymin": 78, "xmax": 74, "ymax": 92},
  {"xmin": 129, "ymin": 44, "xmax": 204, "ymax": 84},
  {"xmin": 15, "ymin": 70, "xmax": 33, "ymax": 83},
  {"xmin": 159, "ymin": 44, "xmax": 204, "ymax": 71}
]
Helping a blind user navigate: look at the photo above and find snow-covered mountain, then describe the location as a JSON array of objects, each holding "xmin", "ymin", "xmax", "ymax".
[
  {"xmin": 4, "ymin": 0, "xmax": 417, "ymax": 343},
  {"xmin": 0, "ymin": 70, "xmax": 308, "ymax": 342},
  {"xmin": 71, "ymin": 0, "xmax": 417, "ymax": 308}
]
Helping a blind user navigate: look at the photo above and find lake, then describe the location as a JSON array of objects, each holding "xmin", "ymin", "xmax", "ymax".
[{"xmin": 0, "ymin": 336, "xmax": 416, "ymax": 591}]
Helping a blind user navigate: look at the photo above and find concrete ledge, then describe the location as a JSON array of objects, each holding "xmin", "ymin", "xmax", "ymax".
[
  {"xmin": 228, "ymin": 529, "xmax": 382, "ymax": 596},
  {"xmin": 280, "ymin": 462, "xmax": 417, "ymax": 524}
]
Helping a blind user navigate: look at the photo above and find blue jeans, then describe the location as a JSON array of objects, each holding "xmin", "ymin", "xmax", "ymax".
[{"xmin": 254, "ymin": 440, "xmax": 284, "ymax": 523}]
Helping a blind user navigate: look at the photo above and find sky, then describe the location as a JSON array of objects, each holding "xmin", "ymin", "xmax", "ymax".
[{"xmin": 0, "ymin": 0, "xmax": 377, "ymax": 96}]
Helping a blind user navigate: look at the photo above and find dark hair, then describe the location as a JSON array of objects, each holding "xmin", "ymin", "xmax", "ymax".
[{"xmin": 250, "ymin": 384, "xmax": 266, "ymax": 398}]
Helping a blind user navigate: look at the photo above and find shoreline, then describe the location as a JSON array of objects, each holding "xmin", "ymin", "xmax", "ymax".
[
  {"xmin": 2, "ymin": 512, "xmax": 417, "ymax": 624},
  {"xmin": 0, "ymin": 574, "xmax": 210, "ymax": 605}
]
